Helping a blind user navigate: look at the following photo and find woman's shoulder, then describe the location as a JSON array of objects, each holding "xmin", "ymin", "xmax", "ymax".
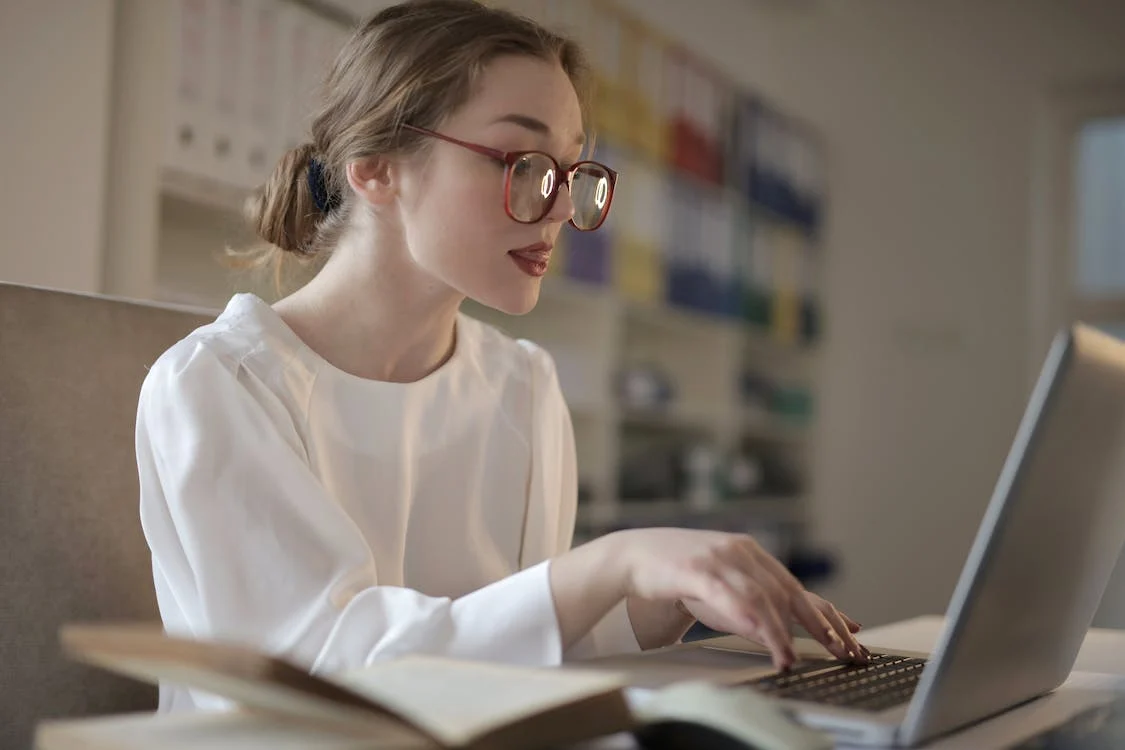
[
  {"xmin": 142, "ymin": 294, "xmax": 303, "ymax": 402},
  {"xmin": 458, "ymin": 312, "xmax": 562, "ymax": 395}
]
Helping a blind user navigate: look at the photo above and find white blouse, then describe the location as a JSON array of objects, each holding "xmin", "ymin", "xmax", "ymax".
[{"xmin": 136, "ymin": 294, "xmax": 639, "ymax": 711}]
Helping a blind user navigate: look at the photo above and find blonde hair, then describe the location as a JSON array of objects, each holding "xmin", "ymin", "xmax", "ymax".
[{"xmin": 237, "ymin": 0, "xmax": 591, "ymax": 284}]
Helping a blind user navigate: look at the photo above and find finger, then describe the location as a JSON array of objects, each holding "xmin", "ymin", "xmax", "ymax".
[
  {"xmin": 739, "ymin": 543, "xmax": 851, "ymax": 662},
  {"xmin": 716, "ymin": 545, "xmax": 795, "ymax": 670},
  {"xmin": 684, "ymin": 568, "xmax": 792, "ymax": 669},
  {"xmin": 812, "ymin": 595, "xmax": 868, "ymax": 664},
  {"xmin": 743, "ymin": 581, "xmax": 797, "ymax": 671},
  {"xmin": 842, "ymin": 612, "xmax": 863, "ymax": 633}
]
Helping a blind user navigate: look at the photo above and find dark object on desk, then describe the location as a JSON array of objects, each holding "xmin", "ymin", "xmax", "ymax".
[
  {"xmin": 637, "ymin": 721, "xmax": 764, "ymax": 750},
  {"xmin": 1008, "ymin": 695, "xmax": 1125, "ymax": 749}
]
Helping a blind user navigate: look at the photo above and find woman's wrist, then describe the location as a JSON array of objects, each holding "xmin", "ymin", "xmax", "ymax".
[
  {"xmin": 627, "ymin": 596, "xmax": 697, "ymax": 650},
  {"xmin": 599, "ymin": 529, "xmax": 637, "ymax": 600}
]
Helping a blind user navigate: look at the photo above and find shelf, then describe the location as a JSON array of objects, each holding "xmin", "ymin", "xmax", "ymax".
[
  {"xmin": 538, "ymin": 274, "xmax": 616, "ymax": 308},
  {"xmin": 156, "ymin": 170, "xmax": 819, "ymax": 363},
  {"xmin": 741, "ymin": 411, "xmax": 811, "ymax": 444},
  {"xmin": 577, "ymin": 496, "xmax": 804, "ymax": 529},
  {"xmin": 605, "ymin": 134, "xmax": 821, "ymax": 239},
  {"xmin": 619, "ymin": 404, "xmax": 720, "ymax": 433},
  {"xmin": 161, "ymin": 167, "xmax": 252, "ymax": 219},
  {"xmin": 94, "ymin": 0, "xmax": 830, "ymax": 573},
  {"xmin": 624, "ymin": 298, "xmax": 744, "ymax": 337},
  {"xmin": 566, "ymin": 400, "xmax": 616, "ymax": 422}
]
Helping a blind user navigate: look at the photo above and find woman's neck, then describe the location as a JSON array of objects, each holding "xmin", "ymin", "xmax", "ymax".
[{"xmin": 274, "ymin": 233, "xmax": 463, "ymax": 384}]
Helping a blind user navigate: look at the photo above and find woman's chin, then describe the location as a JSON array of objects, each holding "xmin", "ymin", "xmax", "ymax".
[{"xmin": 470, "ymin": 281, "xmax": 542, "ymax": 317}]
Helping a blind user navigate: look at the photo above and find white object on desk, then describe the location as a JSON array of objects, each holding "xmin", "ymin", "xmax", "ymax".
[{"xmin": 630, "ymin": 682, "xmax": 834, "ymax": 750}]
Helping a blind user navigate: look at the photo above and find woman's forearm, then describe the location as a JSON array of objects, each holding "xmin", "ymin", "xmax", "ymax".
[{"xmin": 548, "ymin": 532, "xmax": 630, "ymax": 650}]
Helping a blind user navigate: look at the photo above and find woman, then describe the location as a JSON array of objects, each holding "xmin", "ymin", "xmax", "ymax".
[{"xmin": 136, "ymin": 0, "xmax": 866, "ymax": 712}]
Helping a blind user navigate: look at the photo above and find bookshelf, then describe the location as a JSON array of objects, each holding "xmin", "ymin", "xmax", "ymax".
[{"xmin": 102, "ymin": 0, "xmax": 829, "ymax": 573}]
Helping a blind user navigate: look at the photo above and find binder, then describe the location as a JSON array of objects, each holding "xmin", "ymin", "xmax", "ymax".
[
  {"xmin": 564, "ymin": 140, "xmax": 618, "ymax": 286},
  {"xmin": 701, "ymin": 192, "xmax": 737, "ymax": 317},
  {"xmin": 208, "ymin": 0, "xmax": 250, "ymax": 187},
  {"xmin": 745, "ymin": 219, "xmax": 773, "ymax": 327},
  {"xmin": 751, "ymin": 105, "xmax": 782, "ymax": 216},
  {"xmin": 241, "ymin": 0, "xmax": 282, "ymax": 190},
  {"xmin": 668, "ymin": 54, "xmax": 722, "ymax": 184},
  {"xmin": 729, "ymin": 95, "xmax": 756, "ymax": 205},
  {"xmin": 732, "ymin": 206, "xmax": 761, "ymax": 324},
  {"xmin": 164, "ymin": 0, "xmax": 215, "ymax": 179},
  {"xmin": 665, "ymin": 177, "xmax": 704, "ymax": 311},
  {"xmin": 595, "ymin": 2, "xmax": 628, "ymax": 142},
  {"xmin": 629, "ymin": 23, "xmax": 668, "ymax": 163},
  {"xmin": 770, "ymin": 227, "xmax": 802, "ymax": 344},
  {"xmin": 794, "ymin": 131, "xmax": 825, "ymax": 234},
  {"xmin": 614, "ymin": 155, "xmax": 665, "ymax": 304},
  {"xmin": 276, "ymin": 2, "xmax": 317, "ymax": 159}
]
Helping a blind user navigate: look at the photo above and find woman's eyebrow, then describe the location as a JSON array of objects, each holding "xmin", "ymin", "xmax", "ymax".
[{"xmin": 490, "ymin": 113, "xmax": 586, "ymax": 145}]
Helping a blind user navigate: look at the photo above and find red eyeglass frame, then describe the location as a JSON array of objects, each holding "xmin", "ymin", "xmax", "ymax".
[{"xmin": 402, "ymin": 123, "xmax": 618, "ymax": 231}]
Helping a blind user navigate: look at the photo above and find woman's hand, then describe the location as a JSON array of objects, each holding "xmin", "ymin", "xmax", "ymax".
[{"xmin": 615, "ymin": 528, "xmax": 867, "ymax": 670}]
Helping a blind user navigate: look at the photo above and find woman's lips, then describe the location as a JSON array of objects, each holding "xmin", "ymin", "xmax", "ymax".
[{"xmin": 508, "ymin": 243, "xmax": 552, "ymax": 277}]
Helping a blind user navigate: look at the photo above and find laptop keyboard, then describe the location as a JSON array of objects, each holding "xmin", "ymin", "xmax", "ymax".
[{"xmin": 745, "ymin": 653, "xmax": 928, "ymax": 712}]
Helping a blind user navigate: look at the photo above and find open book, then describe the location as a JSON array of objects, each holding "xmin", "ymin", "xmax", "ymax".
[{"xmin": 36, "ymin": 623, "xmax": 834, "ymax": 750}]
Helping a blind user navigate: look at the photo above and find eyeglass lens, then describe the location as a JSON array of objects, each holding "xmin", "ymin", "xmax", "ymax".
[{"xmin": 507, "ymin": 153, "xmax": 612, "ymax": 229}]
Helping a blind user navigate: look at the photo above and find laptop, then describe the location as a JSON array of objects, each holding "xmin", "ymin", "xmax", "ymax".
[{"xmin": 652, "ymin": 323, "xmax": 1125, "ymax": 747}]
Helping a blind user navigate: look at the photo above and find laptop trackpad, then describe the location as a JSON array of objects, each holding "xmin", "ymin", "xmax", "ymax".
[{"xmin": 574, "ymin": 644, "xmax": 778, "ymax": 690}]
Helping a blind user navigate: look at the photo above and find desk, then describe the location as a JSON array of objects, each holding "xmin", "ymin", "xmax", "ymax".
[{"xmin": 588, "ymin": 618, "xmax": 1125, "ymax": 749}]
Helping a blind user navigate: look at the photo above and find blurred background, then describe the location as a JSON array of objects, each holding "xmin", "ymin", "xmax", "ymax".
[{"xmin": 2, "ymin": 0, "xmax": 1125, "ymax": 632}]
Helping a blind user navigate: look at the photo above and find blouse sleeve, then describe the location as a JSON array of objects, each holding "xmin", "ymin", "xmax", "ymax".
[
  {"xmin": 136, "ymin": 340, "xmax": 566, "ymax": 699},
  {"xmin": 518, "ymin": 342, "xmax": 642, "ymax": 661}
]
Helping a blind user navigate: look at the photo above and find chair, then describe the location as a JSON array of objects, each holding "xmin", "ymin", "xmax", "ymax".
[{"xmin": 0, "ymin": 282, "xmax": 213, "ymax": 749}]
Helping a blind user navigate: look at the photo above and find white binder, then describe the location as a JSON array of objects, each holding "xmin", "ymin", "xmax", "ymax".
[
  {"xmin": 207, "ymin": 0, "xmax": 251, "ymax": 187},
  {"xmin": 240, "ymin": 0, "xmax": 283, "ymax": 190},
  {"xmin": 164, "ymin": 0, "xmax": 215, "ymax": 179},
  {"xmin": 276, "ymin": 2, "xmax": 317, "ymax": 160}
]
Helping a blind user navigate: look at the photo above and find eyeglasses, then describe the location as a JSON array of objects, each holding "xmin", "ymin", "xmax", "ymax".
[{"xmin": 402, "ymin": 124, "xmax": 617, "ymax": 231}]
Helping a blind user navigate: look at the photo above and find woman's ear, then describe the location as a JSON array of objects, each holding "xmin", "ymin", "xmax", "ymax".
[{"xmin": 346, "ymin": 156, "xmax": 396, "ymax": 208}]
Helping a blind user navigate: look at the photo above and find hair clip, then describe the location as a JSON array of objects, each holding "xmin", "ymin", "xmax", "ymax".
[{"xmin": 307, "ymin": 157, "xmax": 342, "ymax": 214}]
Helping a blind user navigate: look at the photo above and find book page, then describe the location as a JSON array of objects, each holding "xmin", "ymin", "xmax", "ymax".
[
  {"xmin": 332, "ymin": 656, "xmax": 629, "ymax": 747},
  {"xmin": 58, "ymin": 625, "xmax": 421, "ymax": 741},
  {"xmin": 35, "ymin": 710, "xmax": 435, "ymax": 750}
]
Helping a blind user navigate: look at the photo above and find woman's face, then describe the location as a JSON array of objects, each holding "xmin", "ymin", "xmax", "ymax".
[{"xmin": 392, "ymin": 54, "xmax": 588, "ymax": 315}]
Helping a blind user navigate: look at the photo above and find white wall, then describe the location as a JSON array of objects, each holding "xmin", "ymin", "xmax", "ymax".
[
  {"xmin": 613, "ymin": 0, "xmax": 1125, "ymax": 626},
  {"xmin": 0, "ymin": 0, "xmax": 116, "ymax": 293}
]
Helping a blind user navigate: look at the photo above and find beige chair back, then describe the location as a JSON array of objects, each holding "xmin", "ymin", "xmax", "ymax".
[{"xmin": 0, "ymin": 282, "xmax": 213, "ymax": 748}]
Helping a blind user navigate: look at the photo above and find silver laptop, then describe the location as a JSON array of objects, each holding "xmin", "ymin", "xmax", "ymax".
[
  {"xmin": 721, "ymin": 322, "xmax": 1125, "ymax": 746},
  {"xmin": 617, "ymin": 322, "xmax": 1125, "ymax": 747}
]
